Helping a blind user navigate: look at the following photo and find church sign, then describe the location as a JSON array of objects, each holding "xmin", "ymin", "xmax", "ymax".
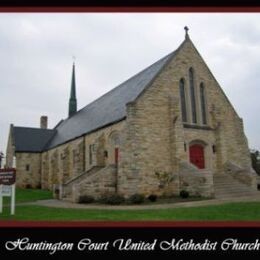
[
  {"xmin": 0, "ymin": 168, "xmax": 16, "ymax": 215},
  {"xmin": 2, "ymin": 185, "xmax": 12, "ymax": 196},
  {"xmin": 0, "ymin": 168, "xmax": 16, "ymax": 185}
]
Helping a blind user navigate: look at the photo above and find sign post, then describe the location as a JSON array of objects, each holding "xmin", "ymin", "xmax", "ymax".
[
  {"xmin": 0, "ymin": 168, "xmax": 16, "ymax": 215},
  {"xmin": 0, "ymin": 185, "xmax": 2, "ymax": 214}
]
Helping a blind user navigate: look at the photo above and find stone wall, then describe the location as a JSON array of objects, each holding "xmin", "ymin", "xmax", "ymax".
[
  {"xmin": 15, "ymin": 152, "xmax": 41, "ymax": 188},
  {"xmin": 41, "ymin": 120, "xmax": 125, "ymax": 190},
  {"xmin": 41, "ymin": 137, "xmax": 85, "ymax": 190},
  {"xmin": 118, "ymin": 97, "xmax": 180, "ymax": 197},
  {"xmin": 84, "ymin": 121, "xmax": 125, "ymax": 172}
]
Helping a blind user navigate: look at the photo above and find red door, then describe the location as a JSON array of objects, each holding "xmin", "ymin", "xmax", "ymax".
[
  {"xmin": 189, "ymin": 144, "xmax": 205, "ymax": 169},
  {"xmin": 115, "ymin": 148, "xmax": 119, "ymax": 166}
]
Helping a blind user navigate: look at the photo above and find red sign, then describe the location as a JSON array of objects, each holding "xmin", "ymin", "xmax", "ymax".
[{"xmin": 0, "ymin": 168, "xmax": 16, "ymax": 185}]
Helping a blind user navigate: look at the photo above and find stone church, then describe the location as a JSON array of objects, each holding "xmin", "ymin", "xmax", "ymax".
[{"xmin": 6, "ymin": 28, "xmax": 258, "ymax": 202}]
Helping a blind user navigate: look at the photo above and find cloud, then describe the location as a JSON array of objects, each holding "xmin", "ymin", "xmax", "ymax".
[{"xmin": 0, "ymin": 13, "xmax": 259, "ymax": 156}]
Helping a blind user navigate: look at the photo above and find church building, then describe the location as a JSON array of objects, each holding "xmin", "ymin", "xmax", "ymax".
[{"xmin": 6, "ymin": 28, "xmax": 258, "ymax": 201}]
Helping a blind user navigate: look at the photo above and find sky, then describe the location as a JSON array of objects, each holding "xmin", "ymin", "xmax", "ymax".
[{"xmin": 0, "ymin": 13, "xmax": 260, "ymax": 156}]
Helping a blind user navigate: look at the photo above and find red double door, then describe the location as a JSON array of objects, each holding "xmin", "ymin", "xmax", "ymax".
[{"xmin": 189, "ymin": 144, "xmax": 205, "ymax": 169}]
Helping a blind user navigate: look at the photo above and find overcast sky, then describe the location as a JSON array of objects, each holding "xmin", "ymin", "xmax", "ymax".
[{"xmin": 0, "ymin": 13, "xmax": 260, "ymax": 155}]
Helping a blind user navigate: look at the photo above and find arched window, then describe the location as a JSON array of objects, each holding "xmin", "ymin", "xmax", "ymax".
[
  {"xmin": 200, "ymin": 82, "xmax": 207, "ymax": 125},
  {"xmin": 189, "ymin": 68, "xmax": 197, "ymax": 123},
  {"xmin": 179, "ymin": 78, "xmax": 187, "ymax": 122}
]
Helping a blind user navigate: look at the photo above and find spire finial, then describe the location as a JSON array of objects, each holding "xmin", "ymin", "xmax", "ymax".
[
  {"xmin": 68, "ymin": 60, "xmax": 77, "ymax": 117},
  {"xmin": 72, "ymin": 55, "xmax": 76, "ymax": 65},
  {"xmin": 184, "ymin": 26, "xmax": 189, "ymax": 39}
]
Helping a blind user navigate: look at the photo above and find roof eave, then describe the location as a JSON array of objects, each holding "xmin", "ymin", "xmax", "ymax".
[{"xmin": 44, "ymin": 116, "xmax": 127, "ymax": 151}]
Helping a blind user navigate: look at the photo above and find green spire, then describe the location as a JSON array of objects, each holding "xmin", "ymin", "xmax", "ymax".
[{"xmin": 68, "ymin": 62, "xmax": 77, "ymax": 117}]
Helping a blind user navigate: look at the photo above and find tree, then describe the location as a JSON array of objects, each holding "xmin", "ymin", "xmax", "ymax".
[
  {"xmin": 0, "ymin": 151, "xmax": 4, "ymax": 169},
  {"xmin": 251, "ymin": 150, "xmax": 260, "ymax": 175}
]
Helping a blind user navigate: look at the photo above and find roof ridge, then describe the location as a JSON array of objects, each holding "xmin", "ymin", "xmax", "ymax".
[
  {"xmin": 61, "ymin": 50, "xmax": 176, "ymax": 123},
  {"xmin": 14, "ymin": 126, "xmax": 55, "ymax": 131}
]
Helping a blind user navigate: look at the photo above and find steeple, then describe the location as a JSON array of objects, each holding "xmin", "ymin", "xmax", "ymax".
[{"xmin": 68, "ymin": 62, "xmax": 77, "ymax": 117}]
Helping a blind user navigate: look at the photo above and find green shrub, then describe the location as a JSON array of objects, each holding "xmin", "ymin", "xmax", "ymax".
[
  {"xmin": 25, "ymin": 184, "xmax": 32, "ymax": 189},
  {"xmin": 36, "ymin": 184, "xmax": 42, "ymax": 189},
  {"xmin": 78, "ymin": 195, "xmax": 95, "ymax": 204},
  {"xmin": 128, "ymin": 194, "xmax": 145, "ymax": 204},
  {"xmin": 147, "ymin": 194, "xmax": 157, "ymax": 202},
  {"xmin": 180, "ymin": 190, "xmax": 189, "ymax": 199},
  {"xmin": 98, "ymin": 194, "xmax": 125, "ymax": 205}
]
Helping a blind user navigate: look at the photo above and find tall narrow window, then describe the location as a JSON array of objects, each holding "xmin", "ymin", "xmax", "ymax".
[
  {"xmin": 89, "ymin": 145, "xmax": 93, "ymax": 165},
  {"xmin": 89, "ymin": 144, "xmax": 96, "ymax": 165},
  {"xmin": 73, "ymin": 149, "xmax": 77, "ymax": 166},
  {"xmin": 200, "ymin": 83, "xmax": 207, "ymax": 125},
  {"xmin": 189, "ymin": 68, "xmax": 197, "ymax": 123},
  {"xmin": 179, "ymin": 78, "xmax": 187, "ymax": 122}
]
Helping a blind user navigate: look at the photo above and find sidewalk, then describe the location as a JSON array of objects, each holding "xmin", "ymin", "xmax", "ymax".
[{"xmin": 22, "ymin": 194, "xmax": 260, "ymax": 210}]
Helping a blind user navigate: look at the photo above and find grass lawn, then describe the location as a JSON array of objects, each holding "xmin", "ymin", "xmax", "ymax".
[
  {"xmin": 1, "ymin": 202, "xmax": 260, "ymax": 221},
  {"xmin": 3, "ymin": 188, "xmax": 52, "ymax": 204},
  {"xmin": 1, "ymin": 189, "xmax": 260, "ymax": 221}
]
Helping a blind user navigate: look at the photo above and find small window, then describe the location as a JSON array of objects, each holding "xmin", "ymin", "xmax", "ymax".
[{"xmin": 25, "ymin": 164, "xmax": 30, "ymax": 171}]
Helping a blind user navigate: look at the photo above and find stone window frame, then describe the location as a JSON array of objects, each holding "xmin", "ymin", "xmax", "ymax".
[
  {"xmin": 109, "ymin": 131, "xmax": 121, "ymax": 147},
  {"xmin": 179, "ymin": 68, "xmax": 209, "ymax": 127}
]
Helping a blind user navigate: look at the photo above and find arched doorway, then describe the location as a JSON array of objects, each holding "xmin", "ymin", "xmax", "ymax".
[{"xmin": 189, "ymin": 144, "xmax": 205, "ymax": 169}]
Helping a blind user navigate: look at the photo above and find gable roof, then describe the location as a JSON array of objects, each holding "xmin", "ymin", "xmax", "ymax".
[
  {"xmin": 13, "ymin": 127, "xmax": 56, "ymax": 152},
  {"xmin": 46, "ymin": 49, "xmax": 178, "ymax": 149}
]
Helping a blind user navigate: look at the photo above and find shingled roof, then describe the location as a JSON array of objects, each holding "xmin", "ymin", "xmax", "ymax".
[
  {"xmin": 12, "ymin": 42, "xmax": 182, "ymax": 153},
  {"xmin": 46, "ymin": 49, "xmax": 177, "ymax": 149},
  {"xmin": 13, "ymin": 127, "xmax": 56, "ymax": 152}
]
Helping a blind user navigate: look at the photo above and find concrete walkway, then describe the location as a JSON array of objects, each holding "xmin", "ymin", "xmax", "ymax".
[{"xmin": 21, "ymin": 194, "xmax": 260, "ymax": 210}]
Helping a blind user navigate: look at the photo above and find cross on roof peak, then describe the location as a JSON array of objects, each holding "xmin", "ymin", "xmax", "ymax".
[{"xmin": 184, "ymin": 26, "xmax": 190, "ymax": 39}]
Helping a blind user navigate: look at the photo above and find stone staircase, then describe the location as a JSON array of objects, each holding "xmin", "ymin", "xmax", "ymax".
[
  {"xmin": 61, "ymin": 165, "xmax": 117, "ymax": 202},
  {"xmin": 62, "ymin": 166, "xmax": 103, "ymax": 201},
  {"xmin": 214, "ymin": 173, "xmax": 259, "ymax": 199}
]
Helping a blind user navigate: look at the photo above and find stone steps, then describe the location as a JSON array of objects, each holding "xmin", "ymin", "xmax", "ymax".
[
  {"xmin": 214, "ymin": 173, "xmax": 259, "ymax": 199},
  {"xmin": 62, "ymin": 166, "xmax": 104, "ymax": 201}
]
